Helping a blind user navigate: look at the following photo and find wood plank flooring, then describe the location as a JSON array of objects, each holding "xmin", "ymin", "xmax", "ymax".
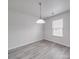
[{"xmin": 8, "ymin": 40, "xmax": 70, "ymax": 59}]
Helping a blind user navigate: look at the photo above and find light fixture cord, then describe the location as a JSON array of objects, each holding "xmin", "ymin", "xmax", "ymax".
[{"xmin": 39, "ymin": 2, "xmax": 42, "ymax": 19}]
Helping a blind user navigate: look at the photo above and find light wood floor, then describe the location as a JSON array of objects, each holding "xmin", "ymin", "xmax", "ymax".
[{"xmin": 8, "ymin": 40, "xmax": 70, "ymax": 59}]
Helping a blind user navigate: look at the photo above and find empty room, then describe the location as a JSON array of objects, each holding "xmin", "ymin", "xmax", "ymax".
[{"xmin": 8, "ymin": 0, "xmax": 70, "ymax": 59}]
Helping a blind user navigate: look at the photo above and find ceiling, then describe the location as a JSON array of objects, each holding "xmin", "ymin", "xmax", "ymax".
[{"xmin": 9, "ymin": 0, "xmax": 70, "ymax": 18}]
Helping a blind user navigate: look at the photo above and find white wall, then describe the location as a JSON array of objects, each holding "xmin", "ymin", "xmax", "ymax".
[
  {"xmin": 8, "ymin": 10, "xmax": 44, "ymax": 50},
  {"xmin": 44, "ymin": 10, "xmax": 70, "ymax": 47}
]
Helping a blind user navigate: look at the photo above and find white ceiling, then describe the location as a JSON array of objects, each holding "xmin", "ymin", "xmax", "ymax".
[{"xmin": 9, "ymin": 0, "xmax": 70, "ymax": 18}]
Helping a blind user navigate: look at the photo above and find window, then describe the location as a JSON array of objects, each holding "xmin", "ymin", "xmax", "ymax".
[{"xmin": 52, "ymin": 18, "xmax": 63, "ymax": 37}]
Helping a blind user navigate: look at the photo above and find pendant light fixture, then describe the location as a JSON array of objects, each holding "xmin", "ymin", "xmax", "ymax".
[{"xmin": 36, "ymin": 2, "xmax": 45, "ymax": 24}]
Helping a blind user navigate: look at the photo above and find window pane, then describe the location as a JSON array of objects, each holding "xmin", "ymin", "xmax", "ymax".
[{"xmin": 52, "ymin": 19, "xmax": 63, "ymax": 37}]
